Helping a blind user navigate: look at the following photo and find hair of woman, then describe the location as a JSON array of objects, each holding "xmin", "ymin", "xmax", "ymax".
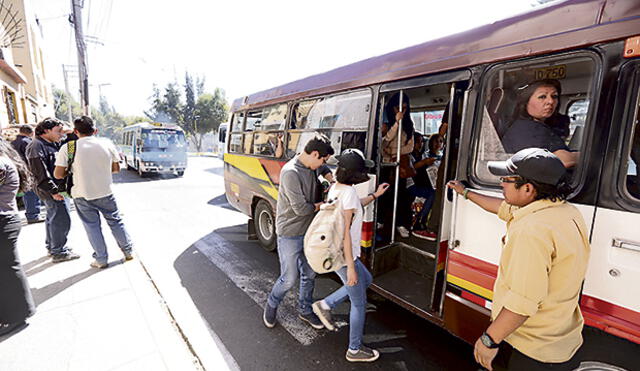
[
  {"xmin": 385, "ymin": 92, "xmax": 414, "ymax": 144},
  {"xmin": 428, "ymin": 134, "xmax": 442, "ymax": 155},
  {"xmin": 512, "ymin": 79, "xmax": 562, "ymax": 122},
  {"xmin": 0, "ymin": 140, "xmax": 32, "ymax": 193}
]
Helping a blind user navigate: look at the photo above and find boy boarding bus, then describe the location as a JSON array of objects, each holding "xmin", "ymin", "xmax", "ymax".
[{"xmin": 223, "ymin": 1, "xmax": 640, "ymax": 369}]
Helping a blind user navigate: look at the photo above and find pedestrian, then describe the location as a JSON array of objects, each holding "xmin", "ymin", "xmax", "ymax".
[
  {"xmin": 263, "ymin": 134, "xmax": 335, "ymax": 329},
  {"xmin": 447, "ymin": 148, "xmax": 590, "ymax": 371},
  {"xmin": 54, "ymin": 116, "xmax": 133, "ymax": 269},
  {"xmin": 0, "ymin": 140, "xmax": 36, "ymax": 337},
  {"xmin": 311, "ymin": 148, "xmax": 389, "ymax": 362},
  {"xmin": 10, "ymin": 124, "xmax": 44, "ymax": 224},
  {"xmin": 26, "ymin": 118, "xmax": 79, "ymax": 263}
]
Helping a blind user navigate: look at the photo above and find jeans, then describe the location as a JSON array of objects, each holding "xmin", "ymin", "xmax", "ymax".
[
  {"xmin": 267, "ymin": 235, "xmax": 316, "ymax": 315},
  {"xmin": 22, "ymin": 191, "xmax": 41, "ymax": 220},
  {"xmin": 324, "ymin": 259, "xmax": 373, "ymax": 350},
  {"xmin": 408, "ymin": 185, "xmax": 435, "ymax": 228},
  {"xmin": 74, "ymin": 194, "xmax": 133, "ymax": 265},
  {"xmin": 42, "ymin": 197, "xmax": 71, "ymax": 255},
  {"xmin": 0, "ymin": 214, "xmax": 35, "ymax": 323}
]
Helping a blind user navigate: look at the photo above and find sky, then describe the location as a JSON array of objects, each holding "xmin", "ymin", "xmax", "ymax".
[{"xmin": 30, "ymin": 0, "xmax": 547, "ymax": 117}]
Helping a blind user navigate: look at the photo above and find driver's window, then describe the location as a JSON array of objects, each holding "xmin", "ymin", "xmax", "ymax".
[{"xmin": 473, "ymin": 55, "xmax": 596, "ymax": 184}]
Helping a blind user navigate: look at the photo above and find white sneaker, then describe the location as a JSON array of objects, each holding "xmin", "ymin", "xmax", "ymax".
[{"xmin": 396, "ymin": 226, "xmax": 410, "ymax": 238}]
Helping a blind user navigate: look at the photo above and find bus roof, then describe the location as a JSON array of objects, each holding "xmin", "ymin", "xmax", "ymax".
[
  {"xmin": 123, "ymin": 122, "xmax": 184, "ymax": 131},
  {"xmin": 231, "ymin": 0, "xmax": 640, "ymax": 112}
]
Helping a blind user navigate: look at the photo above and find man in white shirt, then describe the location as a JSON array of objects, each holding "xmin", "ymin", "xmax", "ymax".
[{"xmin": 54, "ymin": 116, "xmax": 133, "ymax": 269}]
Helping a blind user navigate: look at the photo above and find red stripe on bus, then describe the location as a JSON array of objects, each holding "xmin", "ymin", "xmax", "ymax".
[
  {"xmin": 581, "ymin": 295, "xmax": 640, "ymax": 345},
  {"xmin": 460, "ymin": 290, "xmax": 487, "ymax": 308},
  {"xmin": 361, "ymin": 221, "xmax": 373, "ymax": 241},
  {"xmin": 257, "ymin": 158, "xmax": 286, "ymax": 185},
  {"xmin": 447, "ymin": 250, "xmax": 498, "ymax": 292}
]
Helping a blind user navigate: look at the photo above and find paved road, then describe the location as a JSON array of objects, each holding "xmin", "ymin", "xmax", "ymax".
[{"xmin": 113, "ymin": 156, "xmax": 479, "ymax": 371}]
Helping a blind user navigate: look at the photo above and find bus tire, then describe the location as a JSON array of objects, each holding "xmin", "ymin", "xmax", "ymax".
[
  {"xmin": 138, "ymin": 165, "xmax": 147, "ymax": 178},
  {"xmin": 254, "ymin": 200, "xmax": 276, "ymax": 252},
  {"xmin": 177, "ymin": 170, "xmax": 184, "ymax": 177}
]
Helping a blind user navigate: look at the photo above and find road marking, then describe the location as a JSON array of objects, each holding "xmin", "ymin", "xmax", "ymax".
[{"xmin": 194, "ymin": 232, "xmax": 321, "ymax": 346}]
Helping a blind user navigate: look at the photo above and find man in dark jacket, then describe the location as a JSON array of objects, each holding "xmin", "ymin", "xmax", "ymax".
[
  {"xmin": 26, "ymin": 118, "xmax": 79, "ymax": 263},
  {"xmin": 10, "ymin": 125, "xmax": 43, "ymax": 223}
]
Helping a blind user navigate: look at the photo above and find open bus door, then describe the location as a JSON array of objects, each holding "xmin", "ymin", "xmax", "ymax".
[{"xmin": 369, "ymin": 71, "xmax": 470, "ymax": 323}]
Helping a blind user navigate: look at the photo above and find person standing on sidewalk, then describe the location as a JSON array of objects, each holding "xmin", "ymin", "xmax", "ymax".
[
  {"xmin": 263, "ymin": 134, "xmax": 335, "ymax": 329},
  {"xmin": 0, "ymin": 140, "xmax": 36, "ymax": 337},
  {"xmin": 10, "ymin": 125, "xmax": 43, "ymax": 224},
  {"xmin": 447, "ymin": 148, "xmax": 590, "ymax": 371},
  {"xmin": 54, "ymin": 116, "xmax": 133, "ymax": 269},
  {"xmin": 312, "ymin": 149, "xmax": 389, "ymax": 362},
  {"xmin": 26, "ymin": 118, "xmax": 79, "ymax": 263}
]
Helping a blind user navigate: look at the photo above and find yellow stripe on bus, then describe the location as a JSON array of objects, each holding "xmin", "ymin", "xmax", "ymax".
[
  {"xmin": 361, "ymin": 239, "xmax": 372, "ymax": 248},
  {"xmin": 447, "ymin": 274, "xmax": 494, "ymax": 301},
  {"xmin": 224, "ymin": 153, "xmax": 272, "ymax": 183},
  {"xmin": 260, "ymin": 184, "xmax": 279, "ymax": 200}
]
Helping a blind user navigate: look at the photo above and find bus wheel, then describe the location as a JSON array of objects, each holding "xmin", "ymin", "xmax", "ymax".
[
  {"xmin": 177, "ymin": 170, "xmax": 184, "ymax": 177},
  {"xmin": 254, "ymin": 200, "xmax": 276, "ymax": 252},
  {"xmin": 138, "ymin": 166, "xmax": 147, "ymax": 178}
]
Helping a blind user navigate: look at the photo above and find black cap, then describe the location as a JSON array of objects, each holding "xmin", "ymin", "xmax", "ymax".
[
  {"xmin": 487, "ymin": 148, "xmax": 566, "ymax": 186},
  {"xmin": 329, "ymin": 148, "xmax": 374, "ymax": 171}
]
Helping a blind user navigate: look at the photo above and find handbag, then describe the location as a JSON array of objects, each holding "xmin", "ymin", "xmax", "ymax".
[{"xmin": 398, "ymin": 153, "xmax": 416, "ymax": 179}]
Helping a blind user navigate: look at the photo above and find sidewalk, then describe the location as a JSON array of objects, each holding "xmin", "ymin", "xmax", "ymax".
[{"xmin": 0, "ymin": 211, "xmax": 202, "ymax": 371}]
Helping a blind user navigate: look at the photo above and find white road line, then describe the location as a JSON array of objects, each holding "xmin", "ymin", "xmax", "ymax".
[{"xmin": 194, "ymin": 232, "xmax": 321, "ymax": 346}]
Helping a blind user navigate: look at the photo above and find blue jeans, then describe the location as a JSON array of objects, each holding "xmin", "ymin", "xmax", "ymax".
[
  {"xmin": 74, "ymin": 195, "xmax": 133, "ymax": 264},
  {"xmin": 22, "ymin": 191, "xmax": 41, "ymax": 220},
  {"xmin": 42, "ymin": 198, "xmax": 71, "ymax": 255},
  {"xmin": 324, "ymin": 259, "xmax": 373, "ymax": 350},
  {"xmin": 408, "ymin": 185, "xmax": 435, "ymax": 228},
  {"xmin": 267, "ymin": 235, "xmax": 316, "ymax": 315}
]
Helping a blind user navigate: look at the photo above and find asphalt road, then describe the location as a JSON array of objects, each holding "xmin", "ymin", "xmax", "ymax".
[{"xmin": 112, "ymin": 156, "xmax": 479, "ymax": 371}]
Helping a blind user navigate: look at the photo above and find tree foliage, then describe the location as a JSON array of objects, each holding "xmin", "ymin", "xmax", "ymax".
[{"xmin": 145, "ymin": 72, "xmax": 229, "ymax": 151}]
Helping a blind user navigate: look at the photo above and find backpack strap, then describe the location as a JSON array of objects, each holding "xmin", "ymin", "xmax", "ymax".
[{"xmin": 67, "ymin": 140, "xmax": 76, "ymax": 171}]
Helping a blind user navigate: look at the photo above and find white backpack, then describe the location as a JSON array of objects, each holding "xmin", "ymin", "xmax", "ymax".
[{"xmin": 304, "ymin": 197, "xmax": 346, "ymax": 274}]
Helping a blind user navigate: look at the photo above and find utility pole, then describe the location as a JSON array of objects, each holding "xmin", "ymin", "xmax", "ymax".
[{"xmin": 70, "ymin": 0, "xmax": 89, "ymax": 116}]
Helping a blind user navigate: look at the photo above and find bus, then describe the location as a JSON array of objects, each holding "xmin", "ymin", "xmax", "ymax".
[
  {"xmin": 223, "ymin": 1, "xmax": 640, "ymax": 368},
  {"xmin": 216, "ymin": 123, "xmax": 228, "ymax": 159},
  {"xmin": 120, "ymin": 122, "xmax": 188, "ymax": 177}
]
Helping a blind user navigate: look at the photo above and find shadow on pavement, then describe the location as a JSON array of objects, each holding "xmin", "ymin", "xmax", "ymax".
[
  {"xmin": 22, "ymin": 256, "xmax": 50, "ymax": 271},
  {"xmin": 207, "ymin": 193, "xmax": 236, "ymax": 211},
  {"xmin": 203, "ymin": 166, "xmax": 224, "ymax": 177},
  {"xmin": 173, "ymin": 224, "xmax": 478, "ymax": 371},
  {"xmin": 113, "ymin": 170, "xmax": 180, "ymax": 184},
  {"xmin": 30, "ymin": 259, "xmax": 125, "ymax": 306}
]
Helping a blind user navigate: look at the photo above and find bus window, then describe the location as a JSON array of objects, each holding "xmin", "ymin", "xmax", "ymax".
[
  {"xmin": 623, "ymin": 93, "xmax": 640, "ymax": 200},
  {"xmin": 473, "ymin": 54, "xmax": 597, "ymax": 184},
  {"xmin": 229, "ymin": 134, "xmax": 243, "ymax": 153},
  {"xmin": 287, "ymin": 130, "xmax": 342, "ymax": 157},
  {"xmin": 293, "ymin": 89, "xmax": 371, "ymax": 130},
  {"xmin": 231, "ymin": 112, "xmax": 245, "ymax": 132},
  {"xmin": 245, "ymin": 110, "xmax": 261, "ymax": 132},
  {"xmin": 411, "ymin": 109, "xmax": 444, "ymax": 135},
  {"xmin": 254, "ymin": 132, "xmax": 284, "ymax": 157},
  {"xmin": 257, "ymin": 104, "xmax": 287, "ymax": 131}
]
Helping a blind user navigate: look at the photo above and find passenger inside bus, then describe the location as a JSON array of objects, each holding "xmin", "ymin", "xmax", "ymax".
[
  {"xmin": 379, "ymin": 92, "xmax": 415, "ymax": 239},
  {"xmin": 500, "ymin": 79, "xmax": 579, "ymax": 168},
  {"xmin": 407, "ymin": 132, "xmax": 442, "ymax": 237}
]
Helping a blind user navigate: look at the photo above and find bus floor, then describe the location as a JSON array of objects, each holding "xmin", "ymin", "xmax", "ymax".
[{"xmin": 372, "ymin": 239, "xmax": 437, "ymax": 314}]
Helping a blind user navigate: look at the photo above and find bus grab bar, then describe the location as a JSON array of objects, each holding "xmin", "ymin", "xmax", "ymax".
[{"xmin": 612, "ymin": 238, "xmax": 640, "ymax": 253}]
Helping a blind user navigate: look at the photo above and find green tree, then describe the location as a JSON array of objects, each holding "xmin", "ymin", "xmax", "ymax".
[
  {"xmin": 192, "ymin": 88, "xmax": 229, "ymax": 151},
  {"xmin": 52, "ymin": 86, "xmax": 82, "ymax": 122}
]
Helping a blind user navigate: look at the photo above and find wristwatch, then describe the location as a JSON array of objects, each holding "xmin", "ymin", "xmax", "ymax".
[{"xmin": 480, "ymin": 332, "xmax": 500, "ymax": 349}]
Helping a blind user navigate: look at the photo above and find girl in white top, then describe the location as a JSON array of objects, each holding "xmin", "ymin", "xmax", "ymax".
[{"xmin": 311, "ymin": 149, "xmax": 389, "ymax": 363}]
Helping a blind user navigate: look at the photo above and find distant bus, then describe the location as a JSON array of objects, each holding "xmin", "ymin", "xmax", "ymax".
[
  {"xmin": 216, "ymin": 123, "xmax": 228, "ymax": 158},
  {"xmin": 223, "ymin": 1, "xmax": 640, "ymax": 369},
  {"xmin": 120, "ymin": 122, "xmax": 187, "ymax": 177}
]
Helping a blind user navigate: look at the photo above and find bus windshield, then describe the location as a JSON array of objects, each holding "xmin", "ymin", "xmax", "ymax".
[{"xmin": 141, "ymin": 129, "xmax": 186, "ymax": 151}]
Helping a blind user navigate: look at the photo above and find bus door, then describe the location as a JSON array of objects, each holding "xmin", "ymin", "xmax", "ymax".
[
  {"xmin": 443, "ymin": 52, "xmax": 601, "ymax": 343},
  {"xmin": 578, "ymin": 60, "xmax": 640, "ymax": 368},
  {"xmin": 369, "ymin": 70, "xmax": 471, "ymax": 319}
]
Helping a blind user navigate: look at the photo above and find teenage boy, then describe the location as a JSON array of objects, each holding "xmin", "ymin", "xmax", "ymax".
[
  {"xmin": 26, "ymin": 118, "xmax": 78, "ymax": 262},
  {"xmin": 447, "ymin": 148, "xmax": 590, "ymax": 371},
  {"xmin": 263, "ymin": 134, "xmax": 335, "ymax": 329},
  {"xmin": 54, "ymin": 116, "xmax": 133, "ymax": 269}
]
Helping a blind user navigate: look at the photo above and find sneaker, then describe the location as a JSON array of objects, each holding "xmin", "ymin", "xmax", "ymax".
[
  {"xmin": 51, "ymin": 251, "xmax": 80, "ymax": 263},
  {"xmin": 123, "ymin": 251, "xmax": 134, "ymax": 261},
  {"xmin": 412, "ymin": 230, "xmax": 437, "ymax": 241},
  {"xmin": 298, "ymin": 312, "xmax": 324, "ymax": 329},
  {"xmin": 0, "ymin": 321, "xmax": 27, "ymax": 337},
  {"xmin": 263, "ymin": 304, "xmax": 277, "ymax": 328},
  {"xmin": 90, "ymin": 260, "xmax": 108, "ymax": 269},
  {"xmin": 312, "ymin": 301, "xmax": 335, "ymax": 331},
  {"xmin": 346, "ymin": 346, "xmax": 380, "ymax": 362},
  {"xmin": 396, "ymin": 226, "xmax": 410, "ymax": 238},
  {"xmin": 27, "ymin": 217, "xmax": 45, "ymax": 224}
]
